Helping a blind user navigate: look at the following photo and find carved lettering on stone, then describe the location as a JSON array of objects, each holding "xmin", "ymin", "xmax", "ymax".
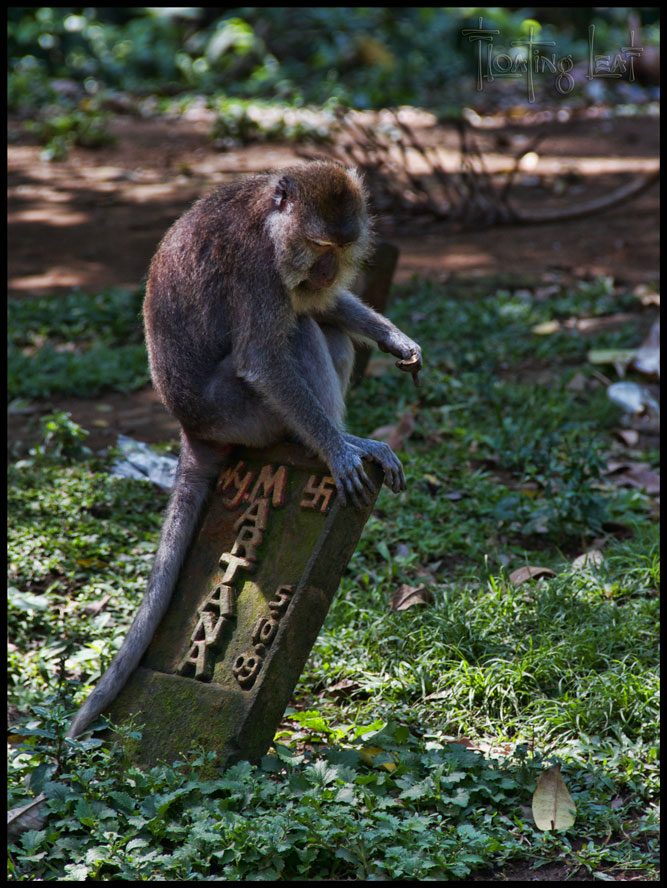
[
  {"xmin": 230, "ymin": 524, "xmax": 264, "ymax": 562},
  {"xmin": 217, "ymin": 461, "xmax": 256, "ymax": 509},
  {"xmin": 233, "ymin": 497, "xmax": 270, "ymax": 533},
  {"xmin": 232, "ymin": 584, "xmax": 294, "ymax": 690},
  {"xmin": 204, "ymin": 583, "xmax": 235, "ymax": 617},
  {"xmin": 177, "ymin": 583, "xmax": 236, "ymax": 680},
  {"xmin": 232, "ymin": 649, "xmax": 264, "ymax": 690},
  {"xmin": 177, "ymin": 638, "xmax": 208, "ymax": 680},
  {"xmin": 249, "ymin": 464, "xmax": 288, "ymax": 508},
  {"xmin": 300, "ymin": 474, "xmax": 337, "ymax": 513},
  {"xmin": 178, "ymin": 463, "xmax": 295, "ymax": 684},
  {"xmin": 219, "ymin": 551, "xmax": 253, "ymax": 583}
]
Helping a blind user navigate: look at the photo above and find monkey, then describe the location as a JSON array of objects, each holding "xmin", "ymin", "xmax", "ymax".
[{"xmin": 67, "ymin": 160, "xmax": 422, "ymax": 739}]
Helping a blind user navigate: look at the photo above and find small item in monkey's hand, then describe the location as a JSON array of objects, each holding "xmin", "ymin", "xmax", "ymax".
[{"xmin": 397, "ymin": 353, "xmax": 421, "ymax": 387}]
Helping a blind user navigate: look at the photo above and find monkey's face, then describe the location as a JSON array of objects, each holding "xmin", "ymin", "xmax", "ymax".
[{"xmin": 266, "ymin": 162, "xmax": 373, "ymax": 313}]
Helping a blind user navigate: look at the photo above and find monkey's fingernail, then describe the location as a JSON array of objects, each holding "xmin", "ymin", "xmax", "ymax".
[{"xmin": 412, "ymin": 372, "xmax": 420, "ymax": 388}]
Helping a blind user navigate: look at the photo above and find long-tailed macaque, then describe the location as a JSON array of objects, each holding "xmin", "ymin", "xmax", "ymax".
[{"xmin": 67, "ymin": 161, "xmax": 422, "ymax": 738}]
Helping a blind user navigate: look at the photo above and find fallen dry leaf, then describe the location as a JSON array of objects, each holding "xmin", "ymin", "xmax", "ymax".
[
  {"xmin": 7, "ymin": 793, "xmax": 47, "ymax": 843},
  {"xmin": 588, "ymin": 348, "xmax": 637, "ymax": 367},
  {"xmin": 572, "ymin": 549, "xmax": 604, "ymax": 570},
  {"xmin": 532, "ymin": 320, "xmax": 560, "ymax": 335},
  {"xmin": 566, "ymin": 371, "xmax": 588, "ymax": 392},
  {"xmin": 633, "ymin": 285, "xmax": 660, "ymax": 307},
  {"xmin": 619, "ymin": 467, "xmax": 660, "ymax": 494},
  {"xmin": 532, "ymin": 764, "xmax": 576, "ymax": 831},
  {"xmin": 371, "ymin": 409, "xmax": 416, "ymax": 452},
  {"xmin": 81, "ymin": 594, "xmax": 112, "ymax": 617},
  {"xmin": 601, "ymin": 521, "xmax": 635, "ymax": 540},
  {"xmin": 604, "ymin": 460, "xmax": 660, "ymax": 494},
  {"xmin": 359, "ymin": 747, "xmax": 397, "ymax": 771},
  {"xmin": 325, "ymin": 678, "xmax": 363, "ymax": 701},
  {"xmin": 509, "ymin": 565, "xmax": 557, "ymax": 585},
  {"xmin": 604, "ymin": 458, "xmax": 652, "ymax": 475},
  {"xmin": 391, "ymin": 583, "xmax": 434, "ymax": 611},
  {"xmin": 370, "ymin": 422, "xmax": 397, "ymax": 439},
  {"xmin": 614, "ymin": 428, "xmax": 639, "ymax": 447}
]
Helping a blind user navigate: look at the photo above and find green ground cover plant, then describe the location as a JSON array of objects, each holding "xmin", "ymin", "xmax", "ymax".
[
  {"xmin": 8, "ymin": 288, "xmax": 148, "ymax": 402},
  {"xmin": 8, "ymin": 276, "xmax": 659, "ymax": 880}
]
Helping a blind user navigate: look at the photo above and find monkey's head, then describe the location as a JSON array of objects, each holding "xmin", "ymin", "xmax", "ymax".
[{"xmin": 265, "ymin": 161, "xmax": 373, "ymax": 313}]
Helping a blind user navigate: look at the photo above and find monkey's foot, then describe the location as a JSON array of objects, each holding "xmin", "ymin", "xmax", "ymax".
[
  {"xmin": 329, "ymin": 443, "xmax": 376, "ymax": 508},
  {"xmin": 343, "ymin": 434, "xmax": 405, "ymax": 494}
]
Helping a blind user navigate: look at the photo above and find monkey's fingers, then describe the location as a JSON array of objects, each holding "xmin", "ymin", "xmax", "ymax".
[
  {"xmin": 396, "ymin": 353, "xmax": 422, "ymax": 385},
  {"xmin": 335, "ymin": 482, "xmax": 348, "ymax": 508},
  {"xmin": 336, "ymin": 465, "xmax": 373, "ymax": 509},
  {"xmin": 346, "ymin": 436, "xmax": 404, "ymax": 495},
  {"xmin": 350, "ymin": 464, "xmax": 375, "ymax": 507},
  {"xmin": 394, "ymin": 459, "xmax": 407, "ymax": 492},
  {"xmin": 379, "ymin": 447, "xmax": 405, "ymax": 494},
  {"xmin": 367, "ymin": 441, "xmax": 404, "ymax": 494},
  {"xmin": 342, "ymin": 476, "xmax": 367, "ymax": 509}
]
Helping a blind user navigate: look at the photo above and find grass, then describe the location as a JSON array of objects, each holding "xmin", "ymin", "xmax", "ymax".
[{"xmin": 7, "ymin": 275, "xmax": 659, "ymax": 880}]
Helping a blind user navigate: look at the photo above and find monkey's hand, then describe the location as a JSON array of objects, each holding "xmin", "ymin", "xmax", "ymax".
[
  {"xmin": 344, "ymin": 434, "xmax": 405, "ymax": 494},
  {"xmin": 378, "ymin": 334, "xmax": 423, "ymax": 387},
  {"xmin": 329, "ymin": 443, "xmax": 377, "ymax": 508}
]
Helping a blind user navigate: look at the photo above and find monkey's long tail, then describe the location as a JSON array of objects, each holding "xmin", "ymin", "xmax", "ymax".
[{"xmin": 67, "ymin": 441, "xmax": 225, "ymax": 738}]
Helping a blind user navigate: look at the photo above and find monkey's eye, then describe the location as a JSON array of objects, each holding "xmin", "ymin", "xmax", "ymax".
[{"xmin": 307, "ymin": 237, "xmax": 336, "ymax": 248}]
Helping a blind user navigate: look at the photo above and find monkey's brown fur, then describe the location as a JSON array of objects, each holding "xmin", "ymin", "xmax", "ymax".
[{"xmin": 67, "ymin": 161, "xmax": 421, "ymax": 738}]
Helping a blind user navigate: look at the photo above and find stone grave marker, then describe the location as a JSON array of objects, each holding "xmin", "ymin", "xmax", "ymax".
[{"xmin": 106, "ymin": 442, "xmax": 384, "ymax": 768}]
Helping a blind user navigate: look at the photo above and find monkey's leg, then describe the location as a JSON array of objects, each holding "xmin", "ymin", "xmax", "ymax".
[
  {"xmin": 201, "ymin": 357, "xmax": 293, "ymax": 448},
  {"xmin": 67, "ymin": 434, "xmax": 225, "ymax": 737},
  {"xmin": 314, "ymin": 323, "xmax": 355, "ymax": 414},
  {"xmin": 202, "ymin": 324, "xmax": 349, "ymax": 449}
]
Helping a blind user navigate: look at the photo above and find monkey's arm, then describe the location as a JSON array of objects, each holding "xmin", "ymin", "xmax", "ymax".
[
  {"xmin": 316, "ymin": 291, "xmax": 423, "ymax": 384},
  {"xmin": 236, "ymin": 339, "xmax": 375, "ymax": 507}
]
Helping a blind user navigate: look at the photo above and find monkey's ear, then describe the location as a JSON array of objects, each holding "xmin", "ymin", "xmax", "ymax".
[{"xmin": 274, "ymin": 176, "xmax": 296, "ymax": 211}]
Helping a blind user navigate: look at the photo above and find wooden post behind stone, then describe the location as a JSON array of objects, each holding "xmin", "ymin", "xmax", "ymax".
[
  {"xmin": 351, "ymin": 241, "xmax": 400, "ymax": 385},
  {"xmin": 105, "ymin": 442, "xmax": 384, "ymax": 769}
]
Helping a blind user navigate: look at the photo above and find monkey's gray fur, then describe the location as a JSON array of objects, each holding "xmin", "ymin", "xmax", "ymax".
[{"xmin": 67, "ymin": 161, "xmax": 422, "ymax": 738}]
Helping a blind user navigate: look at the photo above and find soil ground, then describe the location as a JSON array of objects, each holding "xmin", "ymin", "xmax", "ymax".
[{"xmin": 8, "ymin": 110, "xmax": 659, "ymax": 455}]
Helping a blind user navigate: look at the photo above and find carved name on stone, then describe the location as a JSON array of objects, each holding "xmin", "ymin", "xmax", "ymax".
[{"xmin": 176, "ymin": 460, "xmax": 332, "ymax": 687}]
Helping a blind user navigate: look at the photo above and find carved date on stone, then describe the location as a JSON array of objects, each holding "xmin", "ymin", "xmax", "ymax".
[{"xmin": 232, "ymin": 584, "xmax": 294, "ymax": 690}]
